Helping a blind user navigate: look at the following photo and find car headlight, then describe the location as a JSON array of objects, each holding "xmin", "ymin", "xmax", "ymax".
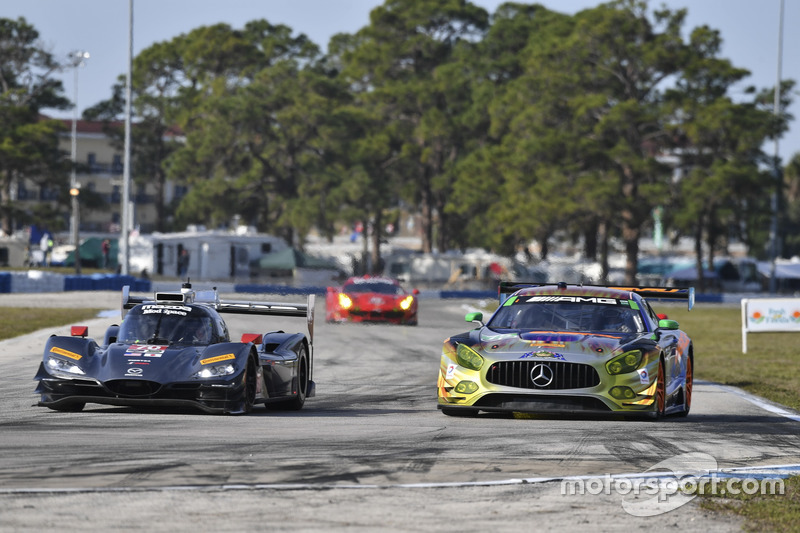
[
  {"xmin": 338, "ymin": 293, "xmax": 353, "ymax": 309},
  {"xmin": 606, "ymin": 350, "xmax": 644, "ymax": 375},
  {"xmin": 456, "ymin": 344, "xmax": 484, "ymax": 371},
  {"xmin": 195, "ymin": 364, "xmax": 236, "ymax": 378},
  {"xmin": 455, "ymin": 381, "xmax": 479, "ymax": 394},
  {"xmin": 46, "ymin": 357, "xmax": 85, "ymax": 376},
  {"xmin": 399, "ymin": 295, "xmax": 414, "ymax": 310}
]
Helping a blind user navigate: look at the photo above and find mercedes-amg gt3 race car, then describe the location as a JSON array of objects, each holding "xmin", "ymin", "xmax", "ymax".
[
  {"xmin": 437, "ymin": 282, "xmax": 694, "ymax": 419},
  {"xmin": 326, "ymin": 276, "xmax": 419, "ymax": 325},
  {"xmin": 35, "ymin": 282, "xmax": 315, "ymax": 415}
]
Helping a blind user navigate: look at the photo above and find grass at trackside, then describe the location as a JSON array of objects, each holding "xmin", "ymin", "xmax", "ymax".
[
  {"xmin": 0, "ymin": 307, "xmax": 104, "ymax": 341},
  {"xmin": 697, "ymin": 476, "xmax": 800, "ymax": 533},
  {"xmin": 661, "ymin": 304, "xmax": 800, "ymax": 532},
  {"xmin": 660, "ymin": 303, "xmax": 800, "ymax": 412}
]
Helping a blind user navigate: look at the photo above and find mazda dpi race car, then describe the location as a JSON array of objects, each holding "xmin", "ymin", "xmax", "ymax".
[
  {"xmin": 437, "ymin": 282, "xmax": 694, "ymax": 419},
  {"xmin": 35, "ymin": 283, "xmax": 315, "ymax": 414}
]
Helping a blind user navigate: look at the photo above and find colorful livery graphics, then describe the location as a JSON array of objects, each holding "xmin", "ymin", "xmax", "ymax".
[{"xmin": 437, "ymin": 282, "xmax": 694, "ymax": 419}]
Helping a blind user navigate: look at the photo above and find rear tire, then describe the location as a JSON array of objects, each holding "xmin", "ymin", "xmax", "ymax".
[
  {"xmin": 677, "ymin": 356, "xmax": 693, "ymax": 417},
  {"xmin": 274, "ymin": 345, "xmax": 309, "ymax": 411}
]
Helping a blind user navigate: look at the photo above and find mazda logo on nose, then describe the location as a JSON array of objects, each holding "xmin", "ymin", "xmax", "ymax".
[{"xmin": 530, "ymin": 363, "xmax": 554, "ymax": 387}]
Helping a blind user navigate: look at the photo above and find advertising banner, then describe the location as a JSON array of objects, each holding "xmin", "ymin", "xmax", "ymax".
[{"xmin": 741, "ymin": 298, "xmax": 800, "ymax": 353}]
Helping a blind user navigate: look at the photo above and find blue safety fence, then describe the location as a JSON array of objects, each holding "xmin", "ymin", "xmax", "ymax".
[
  {"xmin": 0, "ymin": 271, "xmax": 751, "ymax": 304},
  {"xmin": 0, "ymin": 272, "xmax": 10, "ymax": 293},
  {"xmin": 63, "ymin": 274, "xmax": 151, "ymax": 292},
  {"xmin": 233, "ymin": 283, "xmax": 326, "ymax": 296}
]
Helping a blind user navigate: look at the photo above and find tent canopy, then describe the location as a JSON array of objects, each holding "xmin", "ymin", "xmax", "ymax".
[
  {"xmin": 65, "ymin": 237, "xmax": 118, "ymax": 268},
  {"xmin": 251, "ymin": 247, "xmax": 337, "ymax": 271}
]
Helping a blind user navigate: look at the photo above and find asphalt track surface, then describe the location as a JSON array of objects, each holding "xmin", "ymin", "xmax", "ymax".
[{"xmin": 2, "ymin": 291, "xmax": 799, "ymax": 532}]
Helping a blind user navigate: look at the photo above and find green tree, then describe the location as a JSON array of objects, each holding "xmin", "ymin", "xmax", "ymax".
[
  {"xmin": 0, "ymin": 17, "xmax": 70, "ymax": 236},
  {"xmin": 335, "ymin": 0, "xmax": 490, "ymax": 254},
  {"xmin": 664, "ymin": 24, "xmax": 779, "ymax": 288},
  {"xmin": 783, "ymin": 152, "xmax": 800, "ymax": 258},
  {"xmin": 167, "ymin": 21, "xmax": 350, "ymax": 248},
  {"xmin": 561, "ymin": 1, "xmax": 689, "ymax": 284}
]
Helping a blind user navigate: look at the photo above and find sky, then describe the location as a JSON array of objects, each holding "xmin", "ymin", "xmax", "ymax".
[{"xmin": 5, "ymin": 0, "xmax": 799, "ymax": 163}]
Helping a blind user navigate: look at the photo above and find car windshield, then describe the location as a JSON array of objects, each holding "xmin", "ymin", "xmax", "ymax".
[
  {"xmin": 488, "ymin": 302, "xmax": 644, "ymax": 333},
  {"xmin": 344, "ymin": 282, "xmax": 403, "ymax": 295},
  {"xmin": 118, "ymin": 313, "xmax": 215, "ymax": 346}
]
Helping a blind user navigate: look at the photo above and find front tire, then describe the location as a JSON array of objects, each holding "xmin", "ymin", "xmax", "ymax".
[
  {"xmin": 239, "ymin": 355, "xmax": 257, "ymax": 414},
  {"xmin": 647, "ymin": 359, "xmax": 666, "ymax": 420}
]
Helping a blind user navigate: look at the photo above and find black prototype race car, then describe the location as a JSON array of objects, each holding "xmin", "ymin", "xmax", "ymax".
[{"xmin": 34, "ymin": 283, "xmax": 315, "ymax": 415}]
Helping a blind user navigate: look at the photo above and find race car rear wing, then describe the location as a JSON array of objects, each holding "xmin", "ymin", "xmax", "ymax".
[
  {"xmin": 497, "ymin": 281, "xmax": 695, "ymax": 310},
  {"xmin": 121, "ymin": 283, "xmax": 316, "ymax": 341}
]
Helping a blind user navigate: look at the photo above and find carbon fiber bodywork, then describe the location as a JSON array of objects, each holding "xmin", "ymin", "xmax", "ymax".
[{"xmin": 34, "ymin": 283, "xmax": 315, "ymax": 415}]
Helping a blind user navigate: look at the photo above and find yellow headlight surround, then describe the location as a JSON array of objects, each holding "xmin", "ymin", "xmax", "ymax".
[
  {"xmin": 456, "ymin": 344, "xmax": 484, "ymax": 371},
  {"xmin": 454, "ymin": 381, "xmax": 479, "ymax": 394},
  {"xmin": 610, "ymin": 386, "xmax": 636, "ymax": 399},
  {"xmin": 606, "ymin": 350, "xmax": 643, "ymax": 375}
]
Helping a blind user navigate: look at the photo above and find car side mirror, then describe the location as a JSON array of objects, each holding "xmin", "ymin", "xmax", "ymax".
[
  {"xmin": 412, "ymin": 289, "xmax": 420, "ymax": 295},
  {"xmin": 658, "ymin": 319, "xmax": 680, "ymax": 330},
  {"xmin": 465, "ymin": 312, "xmax": 484, "ymax": 326}
]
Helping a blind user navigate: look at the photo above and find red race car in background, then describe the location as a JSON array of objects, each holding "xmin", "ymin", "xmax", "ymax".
[{"xmin": 326, "ymin": 276, "xmax": 419, "ymax": 325}]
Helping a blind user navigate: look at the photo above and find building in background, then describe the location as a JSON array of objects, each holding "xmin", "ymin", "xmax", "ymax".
[{"xmin": 12, "ymin": 117, "xmax": 180, "ymax": 237}]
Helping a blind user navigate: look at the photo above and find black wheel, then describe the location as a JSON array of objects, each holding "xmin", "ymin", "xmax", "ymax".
[
  {"xmin": 241, "ymin": 356, "xmax": 257, "ymax": 414},
  {"xmin": 441, "ymin": 407, "xmax": 478, "ymax": 417},
  {"xmin": 274, "ymin": 345, "xmax": 309, "ymax": 411},
  {"xmin": 48, "ymin": 402, "xmax": 85, "ymax": 412},
  {"xmin": 648, "ymin": 359, "xmax": 666, "ymax": 420},
  {"xmin": 677, "ymin": 356, "xmax": 693, "ymax": 418}
]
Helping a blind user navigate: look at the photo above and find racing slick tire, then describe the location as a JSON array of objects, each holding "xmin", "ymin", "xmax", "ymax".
[
  {"xmin": 647, "ymin": 358, "xmax": 667, "ymax": 420},
  {"xmin": 677, "ymin": 356, "xmax": 693, "ymax": 418},
  {"xmin": 239, "ymin": 354, "xmax": 257, "ymax": 415},
  {"xmin": 272, "ymin": 345, "xmax": 309, "ymax": 411}
]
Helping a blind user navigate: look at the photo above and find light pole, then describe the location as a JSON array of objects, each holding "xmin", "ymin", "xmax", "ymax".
[
  {"xmin": 768, "ymin": 0, "xmax": 785, "ymax": 294},
  {"xmin": 69, "ymin": 50, "xmax": 89, "ymax": 274}
]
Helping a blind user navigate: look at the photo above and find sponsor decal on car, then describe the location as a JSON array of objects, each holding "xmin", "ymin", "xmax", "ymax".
[
  {"xmin": 141, "ymin": 304, "xmax": 191, "ymax": 316},
  {"xmin": 50, "ymin": 346, "xmax": 82, "ymax": 360},
  {"xmin": 200, "ymin": 353, "xmax": 236, "ymax": 365},
  {"xmin": 521, "ymin": 351, "xmax": 566, "ymax": 360},
  {"xmin": 125, "ymin": 345, "xmax": 168, "ymax": 357},
  {"xmin": 525, "ymin": 296, "xmax": 620, "ymax": 305},
  {"xmin": 125, "ymin": 367, "xmax": 144, "ymax": 377},
  {"xmin": 527, "ymin": 340, "xmax": 567, "ymax": 348}
]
